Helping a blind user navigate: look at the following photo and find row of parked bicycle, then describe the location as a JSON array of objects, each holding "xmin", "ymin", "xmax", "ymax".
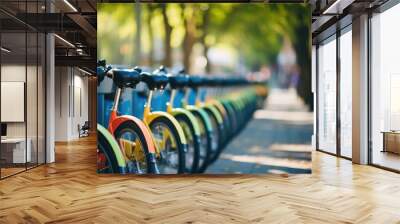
[{"xmin": 97, "ymin": 60, "xmax": 268, "ymax": 174}]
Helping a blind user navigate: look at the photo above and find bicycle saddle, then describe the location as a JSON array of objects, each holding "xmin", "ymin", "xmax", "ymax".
[
  {"xmin": 111, "ymin": 68, "xmax": 141, "ymax": 88},
  {"xmin": 140, "ymin": 66, "xmax": 169, "ymax": 90},
  {"xmin": 187, "ymin": 76, "xmax": 203, "ymax": 88}
]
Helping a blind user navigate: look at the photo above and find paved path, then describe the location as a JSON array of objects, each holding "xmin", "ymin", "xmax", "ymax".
[{"xmin": 206, "ymin": 88, "xmax": 313, "ymax": 174}]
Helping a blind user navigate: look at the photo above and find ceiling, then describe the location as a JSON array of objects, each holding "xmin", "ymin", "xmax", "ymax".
[
  {"xmin": 311, "ymin": 0, "xmax": 390, "ymax": 42},
  {"xmin": 1, "ymin": 0, "xmax": 394, "ymax": 70},
  {"xmin": 0, "ymin": 0, "xmax": 97, "ymax": 72}
]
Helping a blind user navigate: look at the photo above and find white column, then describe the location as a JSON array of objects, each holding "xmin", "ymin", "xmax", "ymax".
[
  {"xmin": 352, "ymin": 14, "xmax": 369, "ymax": 164},
  {"xmin": 46, "ymin": 32, "xmax": 55, "ymax": 163}
]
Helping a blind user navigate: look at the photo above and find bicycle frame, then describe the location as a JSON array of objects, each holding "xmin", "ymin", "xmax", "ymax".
[
  {"xmin": 108, "ymin": 87, "xmax": 157, "ymax": 156},
  {"xmin": 180, "ymin": 90, "xmax": 213, "ymax": 135},
  {"xmin": 142, "ymin": 90, "xmax": 188, "ymax": 146},
  {"xmin": 190, "ymin": 88, "xmax": 224, "ymax": 130},
  {"xmin": 189, "ymin": 87, "xmax": 225, "ymax": 152},
  {"xmin": 180, "ymin": 88, "xmax": 215, "ymax": 170},
  {"xmin": 167, "ymin": 90, "xmax": 201, "ymax": 136}
]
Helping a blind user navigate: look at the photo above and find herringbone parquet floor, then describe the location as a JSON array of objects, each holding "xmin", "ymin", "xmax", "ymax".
[{"xmin": 1, "ymin": 136, "xmax": 400, "ymax": 223}]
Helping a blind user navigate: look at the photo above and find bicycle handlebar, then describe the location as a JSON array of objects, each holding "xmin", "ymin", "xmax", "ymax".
[{"xmin": 97, "ymin": 60, "xmax": 268, "ymax": 89}]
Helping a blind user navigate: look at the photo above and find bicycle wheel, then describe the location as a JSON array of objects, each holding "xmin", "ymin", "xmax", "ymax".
[
  {"xmin": 191, "ymin": 110, "xmax": 212, "ymax": 173},
  {"xmin": 149, "ymin": 116, "xmax": 186, "ymax": 174},
  {"xmin": 175, "ymin": 113, "xmax": 200, "ymax": 173},
  {"xmin": 203, "ymin": 107, "xmax": 222, "ymax": 164},
  {"xmin": 221, "ymin": 100, "xmax": 238, "ymax": 138},
  {"xmin": 212, "ymin": 102, "xmax": 231, "ymax": 146},
  {"xmin": 97, "ymin": 124, "xmax": 127, "ymax": 174},
  {"xmin": 113, "ymin": 120, "xmax": 158, "ymax": 174}
]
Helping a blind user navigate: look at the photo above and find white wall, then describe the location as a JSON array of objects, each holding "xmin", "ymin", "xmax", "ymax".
[
  {"xmin": 72, "ymin": 71, "xmax": 89, "ymax": 138},
  {"xmin": 55, "ymin": 67, "xmax": 89, "ymax": 141},
  {"xmin": 1, "ymin": 65, "xmax": 26, "ymax": 143},
  {"xmin": 55, "ymin": 66, "xmax": 69, "ymax": 141},
  {"xmin": 1, "ymin": 64, "xmax": 46, "ymax": 164},
  {"xmin": 1, "ymin": 65, "xmax": 25, "ymax": 134},
  {"xmin": 1, "ymin": 65, "xmax": 36, "ymax": 138}
]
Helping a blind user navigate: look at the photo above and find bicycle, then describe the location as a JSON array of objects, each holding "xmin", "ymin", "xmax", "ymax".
[
  {"xmin": 97, "ymin": 60, "xmax": 269, "ymax": 173},
  {"xmin": 97, "ymin": 63, "xmax": 158, "ymax": 174},
  {"xmin": 167, "ymin": 70, "xmax": 212, "ymax": 173},
  {"xmin": 185, "ymin": 76, "xmax": 226, "ymax": 165},
  {"xmin": 193, "ymin": 76, "xmax": 265, "ymax": 163},
  {"xmin": 137, "ymin": 67, "xmax": 188, "ymax": 174}
]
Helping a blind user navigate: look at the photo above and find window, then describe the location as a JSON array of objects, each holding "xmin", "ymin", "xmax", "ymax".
[
  {"xmin": 0, "ymin": 2, "xmax": 46, "ymax": 179},
  {"xmin": 317, "ymin": 36, "xmax": 337, "ymax": 154},
  {"xmin": 370, "ymin": 3, "xmax": 400, "ymax": 171},
  {"xmin": 339, "ymin": 28, "xmax": 352, "ymax": 158}
]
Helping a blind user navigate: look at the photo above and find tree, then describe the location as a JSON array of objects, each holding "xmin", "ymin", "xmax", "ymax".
[
  {"xmin": 290, "ymin": 6, "xmax": 312, "ymax": 110},
  {"xmin": 181, "ymin": 4, "xmax": 198, "ymax": 73},
  {"xmin": 146, "ymin": 4, "xmax": 155, "ymax": 65},
  {"xmin": 98, "ymin": 3, "xmax": 312, "ymax": 109},
  {"xmin": 134, "ymin": 3, "xmax": 142, "ymax": 65},
  {"xmin": 161, "ymin": 3, "xmax": 173, "ymax": 67},
  {"xmin": 199, "ymin": 5, "xmax": 211, "ymax": 73}
]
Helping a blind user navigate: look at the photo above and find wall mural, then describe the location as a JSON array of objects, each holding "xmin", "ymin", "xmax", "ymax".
[{"xmin": 97, "ymin": 3, "xmax": 312, "ymax": 175}]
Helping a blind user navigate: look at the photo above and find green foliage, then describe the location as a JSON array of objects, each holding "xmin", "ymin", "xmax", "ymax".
[
  {"xmin": 98, "ymin": 3, "xmax": 312, "ymax": 108},
  {"xmin": 98, "ymin": 3, "xmax": 309, "ymax": 70},
  {"xmin": 98, "ymin": 3, "xmax": 137, "ymax": 65}
]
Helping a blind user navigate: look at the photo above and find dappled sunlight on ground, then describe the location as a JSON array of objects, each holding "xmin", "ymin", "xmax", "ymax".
[
  {"xmin": 206, "ymin": 88, "xmax": 313, "ymax": 174},
  {"xmin": 254, "ymin": 110, "xmax": 313, "ymax": 124},
  {"xmin": 268, "ymin": 143, "xmax": 312, "ymax": 152},
  {"xmin": 253, "ymin": 88, "xmax": 313, "ymax": 124},
  {"xmin": 220, "ymin": 153, "xmax": 312, "ymax": 170},
  {"xmin": 265, "ymin": 88, "xmax": 310, "ymax": 111}
]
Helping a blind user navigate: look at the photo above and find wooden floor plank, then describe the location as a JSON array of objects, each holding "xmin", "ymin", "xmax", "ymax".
[{"xmin": 0, "ymin": 136, "xmax": 399, "ymax": 223}]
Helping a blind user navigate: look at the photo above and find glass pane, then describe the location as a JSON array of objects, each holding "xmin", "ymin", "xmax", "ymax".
[
  {"xmin": 318, "ymin": 37, "xmax": 337, "ymax": 154},
  {"xmin": 340, "ymin": 29, "xmax": 352, "ymax": 158},
  {"xmin": 27, "ymin": 31, "xmax": 38, "ymax": 169},
  {"xmin": 1, "ymin": 30, "xmax": 27, "ymax": 177},
  {"xmin": 38, "ymin": 33, "xmax": 45, "ymax": 165},
  {"xmin": 0, "ymin": 1, "xmax": 46, "ymax": 178},
  {"xmin": 371, "ymin": 4, "xmax": 400, "ymax": 171}
]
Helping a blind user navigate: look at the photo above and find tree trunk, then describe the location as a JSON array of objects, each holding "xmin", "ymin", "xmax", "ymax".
[
  {"xmin": 161, "ymin": 4, "xmax": 172, "ymax": 67},
  {"xmin": 146, "ymin": 5, "xmax": 154, "ymax": 66},
  {"xmin": 182, "ymin": 4, "xmax": 196, "ymax": 73},
  {"xmin": 200, "ymin": 9, "xmax": 210, "ymax": 73},
  {"xmin": 293, "ymin": 11, "xmax": 313, "ymax": 111},
  {"xmin": 134, "ymin": 3, "xmax": 142, "ymax": 65}
]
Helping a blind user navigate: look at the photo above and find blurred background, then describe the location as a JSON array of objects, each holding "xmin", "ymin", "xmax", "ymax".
[{"xmin": 98, "ymin": 3, "xmax": 312, "ymax": 110}]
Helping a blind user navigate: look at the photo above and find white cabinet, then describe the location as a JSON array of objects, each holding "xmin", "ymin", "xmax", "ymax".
[{"xmin": 1, "ymin": 138, "xmax": 31, "ymax": 163}]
